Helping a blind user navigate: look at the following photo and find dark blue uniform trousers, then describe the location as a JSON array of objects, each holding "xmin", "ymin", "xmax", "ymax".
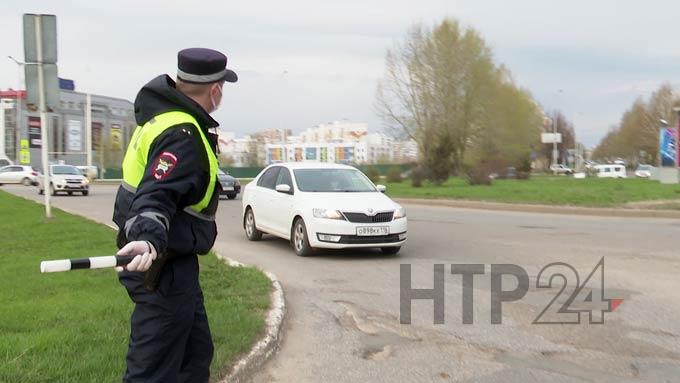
[{"xmin": 119, "ymin": 255, "xmax": 213, "ymax": 383}]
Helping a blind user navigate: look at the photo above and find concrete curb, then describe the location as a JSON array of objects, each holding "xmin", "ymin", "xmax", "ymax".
[
  {"xmin": 215, "ymin": 254, "xmax": 286, "ymax": 383},
  {"xmin": 395, "ymin": 198, "xmax": 680, "ymax": 219}
]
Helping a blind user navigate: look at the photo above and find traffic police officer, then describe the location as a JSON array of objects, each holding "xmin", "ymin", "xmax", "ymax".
[{"xmin": 112, "ymin": 48, "xmax": 237, "ymax": 383}]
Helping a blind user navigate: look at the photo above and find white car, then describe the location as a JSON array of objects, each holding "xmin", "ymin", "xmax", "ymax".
[
  {"xmin": 242, "ymin": 163, "xmax": 407, "ymax": 256},
  {"xmin": 37, "ymin": 164, "xmax": 90, "ymax": 196},
  {"xmin": 550, "ymin": 164, "xmax": 573, "ymax": 175},
  {"xmin": 0, "ymin": 165, "xmax": 39, "ymax": 186},
  {"xmin": 634, "ymin": 164, "xmax": 653, "ymax": 178}
]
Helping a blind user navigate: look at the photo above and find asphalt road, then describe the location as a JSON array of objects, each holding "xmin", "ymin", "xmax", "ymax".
[{"xmin": 5, "ymin": 184, "xmax": 680, "ymax": 382}]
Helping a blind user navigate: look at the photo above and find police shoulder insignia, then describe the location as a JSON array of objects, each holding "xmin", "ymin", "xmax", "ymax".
[{"xmin": 152, "ymin": 152, "xmax": 178, "ymax": 180}]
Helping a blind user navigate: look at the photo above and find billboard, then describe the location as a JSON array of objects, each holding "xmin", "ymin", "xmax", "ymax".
[
  {"xmin": 320, "ymin": 147, "xmax": 328, "ymax": 162},
  {"xmin": 335, "ymin": 146, "xmax": 354, "ymax": 163},
  {"xmin": 67, "ymin": 119, "xmax": 82, "ymax": 151},
  {"xmin": 541, "ymin": 133, "xmax": 562, "ymax": 144},
  {"xmin": 305, "ymin": 147, "xmax": 317, "ymax": 160},
  {"xmin": 659, "ymin": 127, "xmax": 676, "ymax": 167},
  {"xmin": 92, "ymin": 122, "xmax": 102, "ymax": 151},
  {"xmin": 267, "ymin": 147, "xmax": 283, "ymax": 163},
  {"xmin": 110, "ymin": 124, "xmax": 122, "ymax": 150},
  {"xmin": 28, "ymin": 116, "xmax": 41, "ymax": 148}
]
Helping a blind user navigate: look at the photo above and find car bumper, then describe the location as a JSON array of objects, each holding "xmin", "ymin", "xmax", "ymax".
[
  {"xmin": 220, "ymin": 184, "xmax": 241, "ymax": 194},
  {"xmin": 55, "ymin": 184, "xmax": 89, "ymax": 191},
  {"xmin": 307, "ymin": 217, "xmax": 408, "ymax": 249}
]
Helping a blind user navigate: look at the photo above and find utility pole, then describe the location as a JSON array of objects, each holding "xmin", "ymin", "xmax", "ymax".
[
  {"xmin": 552, "ymin": 116, "xmax": 558, "ymax": 166},
  {"xmin": 86, "ymin": 93, "xmax": 92, "ymax": 167}
]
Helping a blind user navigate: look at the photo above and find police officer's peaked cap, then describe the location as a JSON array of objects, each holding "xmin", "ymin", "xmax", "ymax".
[{"xmin": 177, "ymin": 48, "xmax": 238, "ymax": 84}]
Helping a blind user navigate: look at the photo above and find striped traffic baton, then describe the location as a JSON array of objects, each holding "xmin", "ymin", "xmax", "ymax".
[{"xmin": 40, "ymin": 255, "xmax": 136, "ymax": 273}]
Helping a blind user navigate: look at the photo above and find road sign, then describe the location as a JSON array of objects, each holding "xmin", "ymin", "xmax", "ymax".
[
  {"xmin": 23, "ymin": 14, "xmax": 57, "ymax": 64},
  {"xmin": 23, "ymin": 14, "xmax": 59, "ymax": 111},
  {"xmin": 20, "ymin": 138, "xmax": 30, "ymax": 164}
]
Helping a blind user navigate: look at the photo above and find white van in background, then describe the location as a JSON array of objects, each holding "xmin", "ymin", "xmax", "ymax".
[{"xmin": 593, "ymin": 164, "xmax": 627, "ymax": 178}]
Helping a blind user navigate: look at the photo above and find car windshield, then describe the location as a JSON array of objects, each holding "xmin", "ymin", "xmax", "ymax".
[
  {"xmin": 294, "ymin": 168, "xmax": 376, "ymax": 192},
  {"xmin": 637, "ymin": 165, "xmax": 650, "ymax": 170},
  {"xmin": 52, "ymin": 166, "xmax": 81, "ymax": 175}
]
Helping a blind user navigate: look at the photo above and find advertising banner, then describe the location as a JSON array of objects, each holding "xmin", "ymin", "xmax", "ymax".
[
  {"xmin": 305, "ymin": 147, "xmax": 317, "ymax": 160},
  {"xmin": 67, "ymin": 120, "xmax": 82, "ymax": 151},
  {"xmin": 92, "ymin": 122, "xmax": 102, "ymax": 151},
  {"xmin": 28, "ymin": 116, "xmax": 41, "ymax": 148},
  {"xmin": 110, "ymin": 124, "xmax": 122, "ymax": 150},
  {"xmin": 660, "ymin": 127, "xmax": 676, "ymax": 167}
]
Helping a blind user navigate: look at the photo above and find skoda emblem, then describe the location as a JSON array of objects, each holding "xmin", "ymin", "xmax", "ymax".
[{"xmin": 367, "ymin": 208, "xmax": 375, "ymax": 216}]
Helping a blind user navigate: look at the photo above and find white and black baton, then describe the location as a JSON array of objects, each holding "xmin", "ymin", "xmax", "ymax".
[{"xmin": 40, "ymin": 255, "xmax": 136, "ymax": 273}]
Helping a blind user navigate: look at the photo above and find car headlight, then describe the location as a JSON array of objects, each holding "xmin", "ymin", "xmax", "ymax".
[
  {"xmin": 394, "ymin": 207, "xmax": 406, "ymax": 219},
  {"xmin": 82, "ymin": 178, "xmax": 89, "ymax": 184},
  {"xmin": 313, "ymin": 208, "xmax": 345, "ymax": 220}
]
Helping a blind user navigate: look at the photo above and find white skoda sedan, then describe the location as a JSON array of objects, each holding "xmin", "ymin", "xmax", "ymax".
[{"xmin": 242, "ymin": 163, "xmax": 407, "ymax": 256}]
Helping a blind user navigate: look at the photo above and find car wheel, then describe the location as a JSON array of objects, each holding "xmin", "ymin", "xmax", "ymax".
[
  {"xmin": 227, "ymin": 194, "xmax": 237, "ymax": 200},
  {"xmin": 381, "ymin": 246, "xmax": 401, "ymax": 255},
  {"xmin": 244, "ymin": 208, "xmax": 262, "ymax": 241},
  {"xmin": 292, "ymin": 218, "xmax": 314, "ymax": 257},
  {"xmin": 38, "ymin": 188, "xmax": 43, "ymax": 195},
  {"xmin": 22, "ymin": 177, "xmax": 32, "ymax": 186},
  {"xmin": 82, "ymin": 190, "xmax": 89, "ymax": 196}
]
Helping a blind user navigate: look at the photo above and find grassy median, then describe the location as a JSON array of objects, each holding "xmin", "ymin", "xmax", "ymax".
[
  {"xmin": 0, "ymin": 191, "xmax": 271, "ymax": 382},
  {"xmin": 385, "ymin": 176, "xmax": 680, "ymax": 207}
]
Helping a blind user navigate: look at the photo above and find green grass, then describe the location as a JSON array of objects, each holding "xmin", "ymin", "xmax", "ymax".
[
  {"xmin": 0, "ymin": 191, "xmax": 271, "ymax": 382},
  {"xmin": 384, "ymin": 176, "xmax": 680, "ymax": 207}
]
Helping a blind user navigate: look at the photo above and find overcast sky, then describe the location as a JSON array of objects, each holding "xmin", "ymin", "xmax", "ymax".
[{"xmin": 2, "ymin": 0, "xmax": 678, "ymax": 147}]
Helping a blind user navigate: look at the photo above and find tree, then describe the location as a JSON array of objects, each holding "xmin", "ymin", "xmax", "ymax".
[
  {"xmin": 594, "ymin": 84, "xmax": 680, "ymax": 164},
  {"xmin": 376, "ymin": 19, "xmax": 542, "ymax": 184}
]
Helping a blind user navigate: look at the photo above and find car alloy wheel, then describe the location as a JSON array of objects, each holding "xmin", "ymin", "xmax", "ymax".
[
  {"xmin": 22, "ymin": 177, "xmax": 31, "ymax": 186},
  {"xmin": 292, "ymin": 219, "xmax": 313, "ymax": 257},
  {"xmin": 245, "ymin": 208, "xmax": 262, "ymax": 241}
]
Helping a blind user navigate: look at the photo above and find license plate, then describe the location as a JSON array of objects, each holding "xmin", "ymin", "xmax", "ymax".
[
  {"xmin": 356, "ymin": 226, "xmax": 389, "ymax": 236},
  {"xmin": 223, "ymin": 186, "xmax": 234, "ymax": 191}
]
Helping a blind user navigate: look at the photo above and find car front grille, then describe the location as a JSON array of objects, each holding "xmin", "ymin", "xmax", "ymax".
[
  {"xmin": 336, "ymin": 232, "xmax": 404, "ymax": 244},
  {"xmin": 342, "ymin": 211, "xmax": 394, "ymax": 223},
  {"xmin": 66, "ymin": 179, "xmax": 82, "ymax": 184}
]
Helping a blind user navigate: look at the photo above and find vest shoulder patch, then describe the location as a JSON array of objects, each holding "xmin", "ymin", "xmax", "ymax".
[{"xmin": 152, "ymin": 151, "xmax": 178, "ymax": 180}]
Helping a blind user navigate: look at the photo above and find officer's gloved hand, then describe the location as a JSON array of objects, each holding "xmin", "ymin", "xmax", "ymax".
[{"xmin": 115, "ymin": 240, "xmax": 157, "ymax": 272}]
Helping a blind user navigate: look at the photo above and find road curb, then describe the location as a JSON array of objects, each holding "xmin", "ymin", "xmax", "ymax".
[
  {"xmin": 215, "ymin": 254, "xmax": 286, "ymax": 383},
  {"xmin": 395, "ymin": 198, "xmax": 680, "ymax": 219}
]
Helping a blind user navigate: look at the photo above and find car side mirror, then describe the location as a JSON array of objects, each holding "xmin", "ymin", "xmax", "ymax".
[
  {"xmin": 376, "ymin": 184, "xmax": 386, "ymax": 193},
  {"xmin": 275, "ymin": 184, "xmax": 292, "ymax": 194}
]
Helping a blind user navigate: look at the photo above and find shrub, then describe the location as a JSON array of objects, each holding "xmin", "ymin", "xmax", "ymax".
[
  {"xmin": 365, "ymin": 166, "xmax": 381, "ymax": 184},
  {"xmin": 411, "ymin": 166, "xmax": 425, "ymax": 187},
  {"xmin": 516, "ymin": 156, "xmax": 532, "ymax": 180},
  {"xmin": 386, "ymin": 167, "xmax": 403, "ymax": 183},
  {"xmin": 465, "ymin": 163, "xmax": 493, "ymax": 185}
]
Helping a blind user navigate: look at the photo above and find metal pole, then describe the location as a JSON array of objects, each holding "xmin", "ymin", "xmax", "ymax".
[
  {"xmin": 552, "ymin": 116, "xmax": 558, "ymax": 166},
  {"xmin": 16, "ymin": 62, "xmax": 22, "ymax": 163},
  {"xmin": 36, "ymin": 15, "xmax": 51, "ymax": 218},
  {"xmin": 85, "ymin": 93, "xmax": 92, "ymax": 167},
  {"xmin": 7, "ymin": 56, "xmax": 24, "ymax": 163}
]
